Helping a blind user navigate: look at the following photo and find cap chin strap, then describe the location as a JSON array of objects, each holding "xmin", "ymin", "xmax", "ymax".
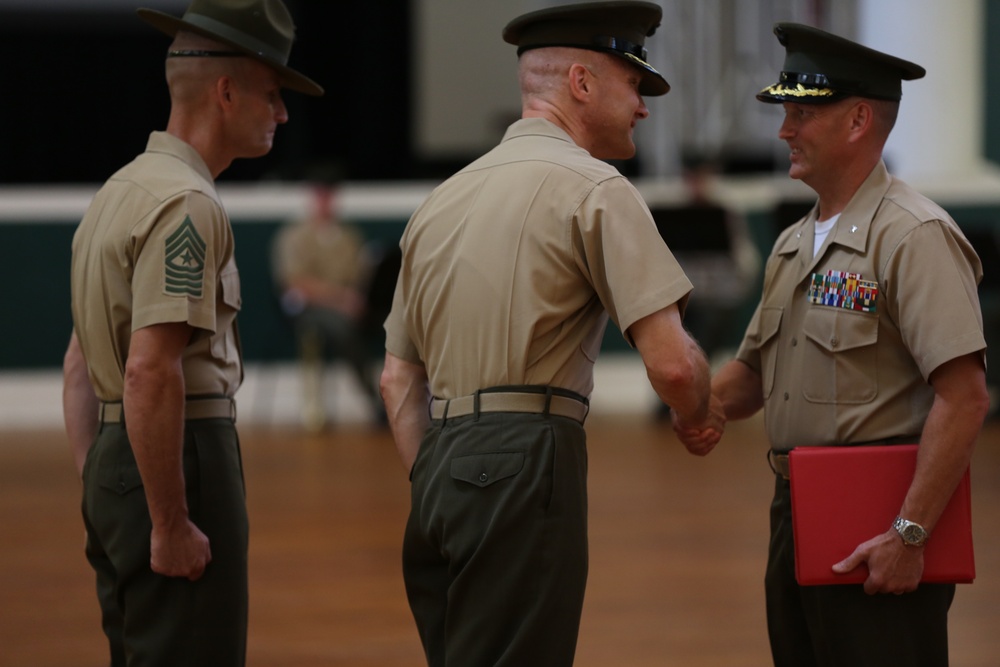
[
  {"xmin": 592, "ymin": 35, "xmax": 647, "ymax": 61},
  {"xmin": 167, "ymin": 50, "xmax": 247, "ymax": 58}
]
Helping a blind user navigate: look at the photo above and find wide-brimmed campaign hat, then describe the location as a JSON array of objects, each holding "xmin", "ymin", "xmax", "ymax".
[
  {"xmin": 502, "ymin": 0, "xmax": 670, "ymax": 96},
  {"xmin": 757, "ymin": 22, "xmax": 924, "ymax": 104},
  {"xmin": 137, "ymin": 0, "xmax": 323, "ymax": 96}
]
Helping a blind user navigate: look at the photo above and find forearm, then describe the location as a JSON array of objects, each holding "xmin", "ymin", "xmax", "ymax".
[
  {"xmin": 711, "ymin": 359, "xmax": 764, "ymax": 421},
  {"xmin": 62, "ymin": 333, "xmax": 99, "ymax": 478},
  {"xmin": 630, "ymin": 305, "xmax": 713, "ymax": 425},
  {"xmin": 124, "ymin": 345, "xmax": 190, "ymax": 529},
  {"xmin": 380, "ymin": 353, "xmax": 431, "ymax": 473},
  {"xmin": 647, "ymin": 337, "xmax": 712, "ymax": 425}
]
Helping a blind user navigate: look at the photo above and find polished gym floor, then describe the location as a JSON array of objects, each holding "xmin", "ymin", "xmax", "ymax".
[{"xmin": 1, "ymin": 411, "xmax": 997, "ymax": 666}]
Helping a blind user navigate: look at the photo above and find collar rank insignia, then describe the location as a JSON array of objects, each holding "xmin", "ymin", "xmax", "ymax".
[
  {"xmin": 164, "ymin": 215, "xmax": 207, "ymax": 298},
  {"xmin": 807, "ymin": 270, "xmax": 878, "ymax": 313}
]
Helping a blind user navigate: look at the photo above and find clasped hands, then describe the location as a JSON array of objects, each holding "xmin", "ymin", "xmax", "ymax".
[{"xmin": 671, "ymin": 394, "xmax": 726, "ymax": 456}]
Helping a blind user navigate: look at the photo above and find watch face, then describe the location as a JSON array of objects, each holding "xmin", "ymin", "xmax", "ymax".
[{"xmin": 896, "ymin": 519, "xmax": 928, "ymax": 546}]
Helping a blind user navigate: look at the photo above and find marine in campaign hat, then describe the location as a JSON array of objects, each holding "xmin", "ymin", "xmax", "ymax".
[
  {"xmin": 757, "ymin": 22, "xmax": 925, "ymax": 104},
  {"xmin": 502, "ymin": 0, "xmax": 670, "ymax": 96}
]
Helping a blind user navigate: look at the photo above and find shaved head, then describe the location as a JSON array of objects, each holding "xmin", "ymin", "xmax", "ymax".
[
  {"xmin": 165, "ymin": 30, "xmax": 255, "ymax": 106},
  {"xmin": 519, "ymin": 47, "xmax": 611, "ymax": 105}
]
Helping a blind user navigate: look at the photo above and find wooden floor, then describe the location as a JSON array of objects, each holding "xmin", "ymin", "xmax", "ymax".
[{"xmin": 1, "ymin": 413, "xmax": 998, "ymax": 667}]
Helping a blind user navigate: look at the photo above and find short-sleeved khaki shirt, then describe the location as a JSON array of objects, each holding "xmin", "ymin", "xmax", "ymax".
[
  {"xmin": 271, "ymin": 217, "xmax": 365, "ymax": 290},
  {"xmin": 70, "ymin": 132, "xmax": 242, "ymax": 401},
  {"xmin": 384, "ymin": 118, "xmax": 692, "ymax": 399},
  {"xmin": 736, "ymin": 161, "xmax": 985, "ymax": 451}
]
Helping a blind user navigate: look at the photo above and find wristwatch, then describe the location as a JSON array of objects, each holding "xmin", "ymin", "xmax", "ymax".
[{"xmin": 892, "ymin": 516, "xmax": 929, "ymax": 547}]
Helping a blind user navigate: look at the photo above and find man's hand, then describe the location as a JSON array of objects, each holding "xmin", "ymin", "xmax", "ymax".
[
  {"xmin": 671, "ymin": 394, "xmax": 726, "ymax": 456},
  {"xmin": 151, "ymin": 518, "xmax": 212, "ymax": 581},
  {"xmin": 832, "ymin": 529, "xmax": 924, "ymax": 595}
]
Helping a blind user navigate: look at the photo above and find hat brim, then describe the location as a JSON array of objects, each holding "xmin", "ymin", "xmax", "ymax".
[
  {"xmin": 618, "ymin": 51, "xmax": 669, "ymax": 96},
  {"xmin": 137, "ymin": 8, "xmax": 323, "ymax": 97}
]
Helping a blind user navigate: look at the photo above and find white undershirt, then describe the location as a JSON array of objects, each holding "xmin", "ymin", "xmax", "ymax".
[{"xmin": 814, "ymin": 213, "xmax": 840, "ymax": 257}]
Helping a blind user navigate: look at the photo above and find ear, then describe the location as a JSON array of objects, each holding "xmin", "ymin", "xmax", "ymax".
[
  {"xmin": 846, "ymin": 101, "xmax": 873, "ymax": 142},
  {"xmin": 568, "ymin": 63, "xmax": 592, "ymax": 102},
  {"xmin": 215, "ymin": 75, "xmax": 237, "ymax": 111}
]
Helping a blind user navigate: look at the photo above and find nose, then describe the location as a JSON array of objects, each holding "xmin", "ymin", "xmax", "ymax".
[
  {"xmin": 636, "ymin": 98, "xmax": 649, "ymax": 120},
  {"xmin": 275, "ymin": 96, "xmax": 289, "ymax": 124},
  {"xmin": 778, "ymin": 114, "xmax": 795, "ymax": 140}
]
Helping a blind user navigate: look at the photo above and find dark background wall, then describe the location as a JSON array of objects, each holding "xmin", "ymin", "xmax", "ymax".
[
  {"xmin": 6, "ymin": 3, "xmax": 1000, "ymax": 182},
  {"xmin": 0, "ymin": 2, "xmax": 417, "ymax": 184}
]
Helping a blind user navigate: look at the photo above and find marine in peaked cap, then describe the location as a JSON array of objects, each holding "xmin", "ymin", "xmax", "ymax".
[
  {"xmin": 138, "ymin": 0, "xmax": 323, "ymax": 96},
  {"xmin": 503, "ymin": 0, "xmax": 670, "ymax": 96},
  {"xmin": 684, "ymin": 16, "xmax": 990, "ymax": 667},
  {"xmin": 757, "ymin": 22, "xmax": 924, "ymax": 104}
]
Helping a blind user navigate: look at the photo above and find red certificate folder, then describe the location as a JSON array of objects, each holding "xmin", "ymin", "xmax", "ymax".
[{"xmin": 789, "ymin": 444, "xmax": 975, "ymax": 586}]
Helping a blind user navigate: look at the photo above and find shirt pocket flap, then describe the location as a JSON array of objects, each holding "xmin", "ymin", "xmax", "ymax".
[
  {"xmin": 450, "ymin": 452, "xmax": 525, "ymax": 488},
  {"xmin": 220, "ymin": 262, "xmax": 242, "ymax": 311},
  {"xmin": 758, "ymin": 306, "xmax": 783, "ymax": 345},
  {"xmin": 803, "ymin": 307, "xmax": 878, "ymax": 353}
]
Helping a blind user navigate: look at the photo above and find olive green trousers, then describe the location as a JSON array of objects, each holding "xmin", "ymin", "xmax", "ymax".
[
  {"xmin": 82, "ymin": 419, "xmax": 248, "ymax": 667},
  {"xmin": 404, "ymin": 411, "xmax": 589, "ymax": 667}
]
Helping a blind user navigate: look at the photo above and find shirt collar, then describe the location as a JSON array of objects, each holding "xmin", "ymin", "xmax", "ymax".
[
  {"xmin": 145, "ymin": 131, "xmax": 215, "ymax": 184},
  {"xmin": 775, "ymin": 160, "xmax": 891, "ymax": 258},
  {"xmin": 501, "ymin": 117, "xmax": 577, "ymax": 146},
  {"xmin": 825, "ymin": 160, "xmax": 892, "ymax": 253}
]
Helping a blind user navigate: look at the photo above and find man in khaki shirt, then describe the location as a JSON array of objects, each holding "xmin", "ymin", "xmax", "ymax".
[
  {"xmin": 380, "ymin": 2, "xmax": 723, "ymax": 664},
  {"xmin": 678, "ymin": 23, "xmax": 989, "ymax": 666},
  {"xmin": 271, "ymin": 182, "xmax": 382, "ymax": 430},
  {"xmin": 61, "ymin": 1, "xmax": 321, "ymax": 664}
]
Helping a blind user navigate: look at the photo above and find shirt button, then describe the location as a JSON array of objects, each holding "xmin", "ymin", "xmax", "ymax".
[
  {"xmin": 784, "ymin": 392, "xmax": 789, "ymax": 400},
  {"xmin": 791, "ymin": 337, "xmax": 798, "ymax": 347},
  {"xmin": 479, "ymin": 472, "xmax": 489, "ymax": 483},
  {"xmin": 830, "ymin": 337, "xmax": 839, "ymax": 348}
]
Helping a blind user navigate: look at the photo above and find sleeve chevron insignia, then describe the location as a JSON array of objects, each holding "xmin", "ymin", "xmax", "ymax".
[{"xmin": 164, "ymin": 215, "xmax": 207, "ymax": 298}]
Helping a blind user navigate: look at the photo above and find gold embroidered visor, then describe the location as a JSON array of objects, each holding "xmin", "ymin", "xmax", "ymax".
[{"xmin": 756, "ymin": 22, "xmax": 925, "ymax": 105}]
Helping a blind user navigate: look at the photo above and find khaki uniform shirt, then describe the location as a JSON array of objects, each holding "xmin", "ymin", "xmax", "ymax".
[
  {"xmin": 70, "ymin": 132, "xmax": 242, "ymax": 401},
  {"xmin": 384, "ymin": 118, "xmax": 692, "ymax": 399},
  {"xmin": 736, "ymin": 161, "xmax": 985, "ymax": 451},
  {"xmin": 271, "ymin": 217, "xmax": 366, "ymax": 290}
]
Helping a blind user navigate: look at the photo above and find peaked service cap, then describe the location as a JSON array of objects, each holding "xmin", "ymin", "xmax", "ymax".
[
  {"xmin": 137, "ymin": 0, "xmax": 323, "ymax": 96},
  {"xmin": 757, "ymin": 22, "xmax": 924, "ymax": 104},
  {"xmin": 503, "ymin": 0, "xmax": 669, "ymax": 96}
]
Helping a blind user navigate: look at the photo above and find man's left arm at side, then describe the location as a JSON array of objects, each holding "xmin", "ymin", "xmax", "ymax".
[
  {"xmin": 63, "ymin": 331, "xmax": 99, "ymax": 479},
  {"xmin": 380, "ymin": 352, "xmax": 431, "ymax": 474},
  {"xmin": 833, "ymin": 352, "xmax": 989, "ymax": 593}
]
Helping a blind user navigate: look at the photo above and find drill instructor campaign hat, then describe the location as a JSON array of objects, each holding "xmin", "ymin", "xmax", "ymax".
[
  {"xmin": 502, "ymin": 0, "xmax": 670, "ymax": 96},
  {"xmin": 757, "ymin": 22, "xmax": 924, "ymax": 104},
  {"xmin": 137, "ymin": 0, "xmax": 324, "ymax": 96}
]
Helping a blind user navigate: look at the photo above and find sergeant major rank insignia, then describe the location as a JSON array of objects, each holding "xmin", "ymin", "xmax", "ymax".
[{"xmin": 164, "ymin": 216, "xmax": 207, "ymax": 298}]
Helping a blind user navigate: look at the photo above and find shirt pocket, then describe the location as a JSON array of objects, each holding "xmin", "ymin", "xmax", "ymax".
[
  {"xmin": 757, "ymin": 307, "xmax": 783, "ymax": 399},
  {"xmin": 219, "ymin": 261, "xmax": 242, "ymax": 312},
  {"xmin": 801, "ymin": 306, "xmax": 878, "ymax": 404},
  {"xmin": 210, "ymin": 261, "xmax": 242, "ymax": 361}
]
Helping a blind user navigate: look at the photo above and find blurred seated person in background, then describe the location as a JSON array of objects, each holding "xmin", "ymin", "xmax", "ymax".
[{"xmin": 271, "ymin": 179, "xmax": 383, "ymax": 430}]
